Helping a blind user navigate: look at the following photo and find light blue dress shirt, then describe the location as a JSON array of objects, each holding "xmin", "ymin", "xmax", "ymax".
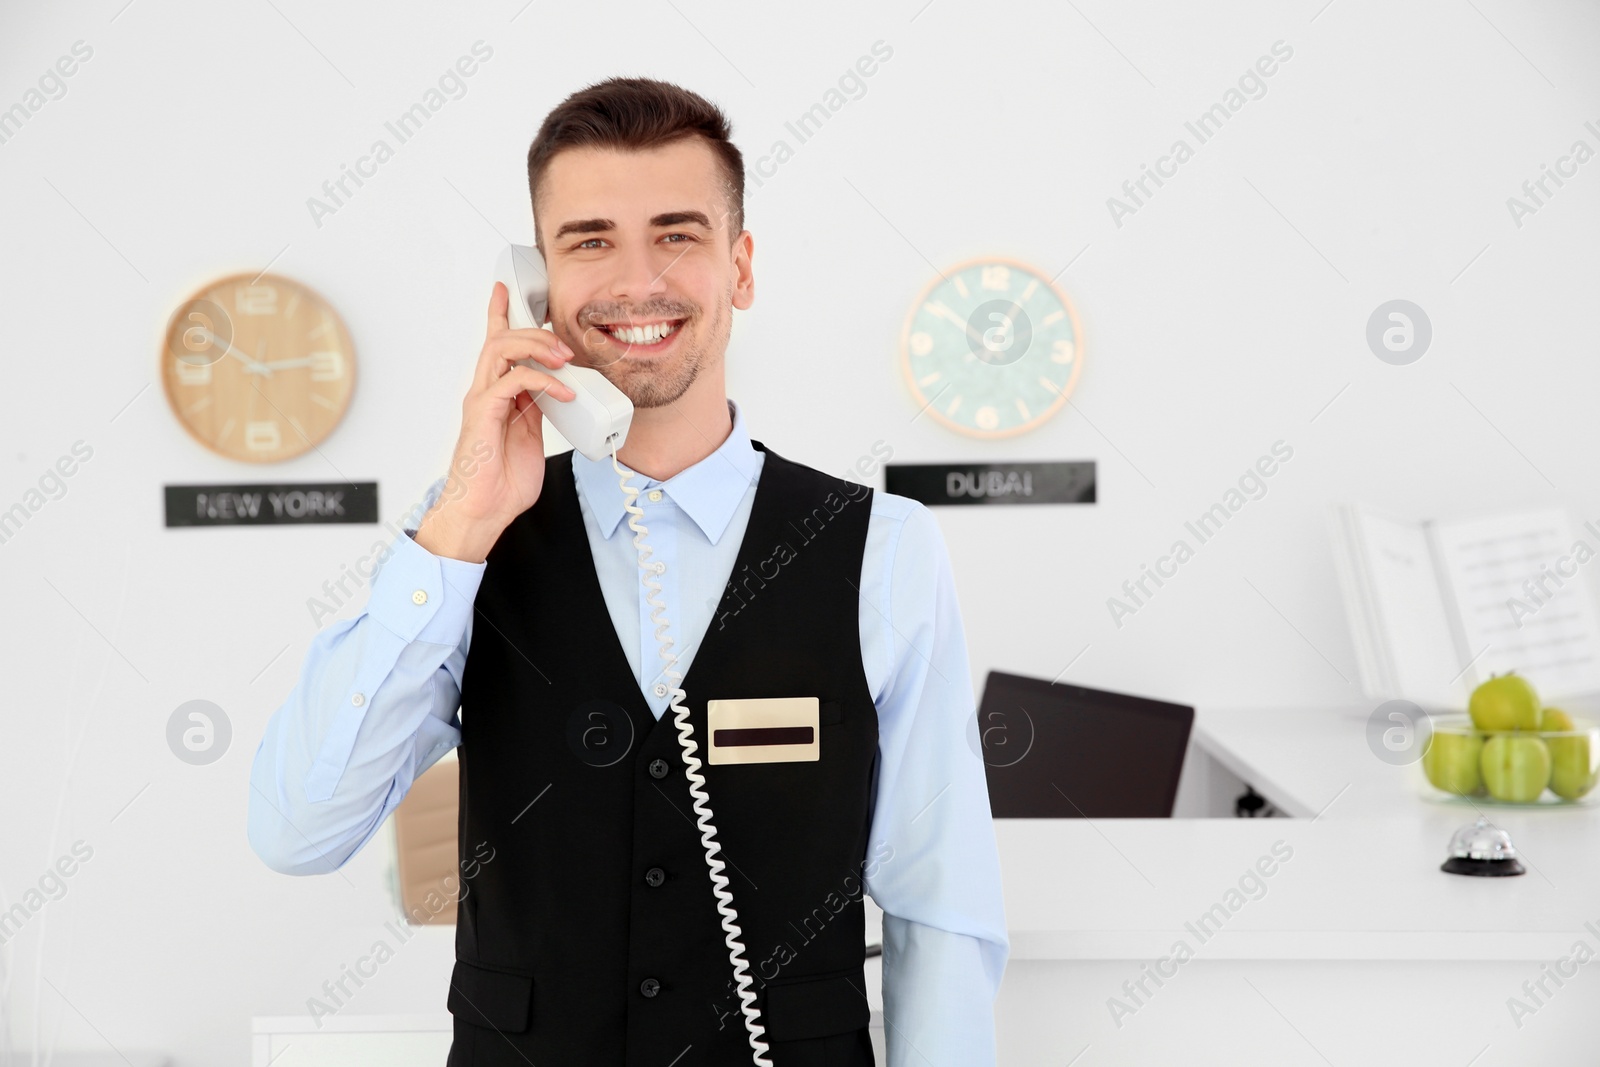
[{"xmin": 248, "ymin": 397, "xmax": 1010, "ymax": 1065}]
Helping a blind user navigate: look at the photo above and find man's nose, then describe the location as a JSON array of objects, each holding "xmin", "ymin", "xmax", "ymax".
[{"xmin": 609, "ymin": 241, "xmax": 670, "ymax": 305}]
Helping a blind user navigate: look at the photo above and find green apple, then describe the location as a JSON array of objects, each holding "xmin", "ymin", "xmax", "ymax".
[
  {"xmin": 1480, "ymin": 734, "xmax": 1551, "ymax": 802},
  {"xmin": 1542, "ymin": 707, "xmax": 1575, "ymax": 731},
  {"xmin": 1423, "ymin": 731, "xmax": 1483, "ymax": 795},
  {"xmin": 1542, "ymin": 707, "xmax": 1597, "ymax": 800},
  {"xmin": 1469, "ymin": 672, "xmax": 1542, "ymax": 732}
]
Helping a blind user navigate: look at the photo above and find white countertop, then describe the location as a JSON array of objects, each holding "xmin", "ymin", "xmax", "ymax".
[{"xmin": 996, "ymin": 704, "xmax": 1600, "ymax": 964}]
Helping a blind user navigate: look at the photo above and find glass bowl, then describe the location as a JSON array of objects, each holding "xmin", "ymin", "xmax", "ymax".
[{"xmin": 1421, "ymin": 713, "xmax": 1600, "ymax": 806}]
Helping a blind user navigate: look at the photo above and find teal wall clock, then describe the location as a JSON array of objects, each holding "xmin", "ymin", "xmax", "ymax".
[{"xmin": 898, "ymin": 256, "xmax": 1084, "ymax": 438}]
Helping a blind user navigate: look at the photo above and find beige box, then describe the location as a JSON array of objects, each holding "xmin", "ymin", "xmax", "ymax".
[{"xmin": 391, "ymin": 757, "xmax": 459, "ymax": 925}]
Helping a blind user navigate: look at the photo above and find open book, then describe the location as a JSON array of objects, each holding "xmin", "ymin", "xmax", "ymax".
[{"xmin": 1328, "ymin": 503, "xmax": 1600, "ymax": 711}]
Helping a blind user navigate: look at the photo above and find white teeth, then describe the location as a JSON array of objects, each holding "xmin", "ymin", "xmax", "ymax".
[{"xmin": 611, "ymin": 321, "xmax": 677, "ymax": 345}]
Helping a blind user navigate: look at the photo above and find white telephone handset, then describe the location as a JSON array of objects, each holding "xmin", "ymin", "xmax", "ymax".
[
  {"xmin": 495, "ymin": 244, "xmax": 633, "ymax": 462},
  {"xmin": 494, "ymin": 246, "xmax": 774, "ymax": 1063}
]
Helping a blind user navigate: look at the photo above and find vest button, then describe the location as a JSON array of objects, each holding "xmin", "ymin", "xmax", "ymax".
[
  {"xmin": 648, "ymin": 758, "xmax": 669, "ymax": 779},
  {"xmin": 645, "ymin": 866, "xmax": 665, "ymax": 887},
  {"xmin": 640, "ymin": 977, "xmax": 660, "ymax": 997}
]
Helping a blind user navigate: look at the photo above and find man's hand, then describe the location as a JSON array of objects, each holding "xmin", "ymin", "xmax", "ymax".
[{"xmin": 414, "ymin": 281, "xmax": 576, "ymax": 562}]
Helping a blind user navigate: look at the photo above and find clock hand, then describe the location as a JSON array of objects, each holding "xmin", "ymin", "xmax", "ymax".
[
  {"xmin": 257, "ymin": 340, "xmax": 337, "ymax": 374},
  {"xmin": 929, "ymin": 304, "xmax": 989, "ymax": 349},
  {"xmin": 195, "ymin": 328, "xmax": 269, "ymax": 375},
  {"xmin": 930, "ymin": 292, "xmax": 1033, "ymax": 362},
  {"xmin": 257, "ymin": 356, "xmax": 316, "ymax": 371}
]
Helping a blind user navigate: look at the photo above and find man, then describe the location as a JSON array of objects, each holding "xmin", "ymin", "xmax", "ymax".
[{"xmin": 248, "ymin": 76, "xmax": 1008, "ymax": 1066}]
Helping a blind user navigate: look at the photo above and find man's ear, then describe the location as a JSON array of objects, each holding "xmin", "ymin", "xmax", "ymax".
[{"xmin": 731, "ymin": 230, "xmax": 755, "ymax": 311}]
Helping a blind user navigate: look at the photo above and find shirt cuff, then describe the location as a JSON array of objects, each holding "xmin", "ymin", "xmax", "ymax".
[{"xmin": 366, "ymin": 526, "xmax": 486, "ymax": 645}]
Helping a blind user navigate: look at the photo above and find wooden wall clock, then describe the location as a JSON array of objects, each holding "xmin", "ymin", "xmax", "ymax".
[
  {"xmin": 899, "ymin": 256, "xmax": 1083, "ymax": 438},
  {"xmin": 161, "ymin": 272, "xmax": 356, "ymax": 462}
]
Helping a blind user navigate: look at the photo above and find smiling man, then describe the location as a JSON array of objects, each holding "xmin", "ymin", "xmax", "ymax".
[{"xmin": 248, "ymin": 77, "xmax": 1008, "ymax": 1066}]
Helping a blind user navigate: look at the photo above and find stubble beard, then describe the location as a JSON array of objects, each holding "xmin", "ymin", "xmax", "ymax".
[{"xmin": 606, "ymin": 287, "xmax": 731, "ymax": 410}]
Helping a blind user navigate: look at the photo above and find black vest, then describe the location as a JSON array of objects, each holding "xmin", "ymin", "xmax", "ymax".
[{"xmin": 448, "ymin": 441, "xmax": 881, "ymax": 1067}]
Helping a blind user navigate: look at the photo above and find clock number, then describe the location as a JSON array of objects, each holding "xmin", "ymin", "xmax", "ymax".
[
  {"xmin": 174, "ymin": 357, "xmax": 212, "ymax": 386},
  {"xmin": 236, "ymin": 286, "xmax": 278, "ymax": 316},
  {"xmin": 1051, "ymin": 339, "xmax": 1075, "ymax": 363},
  {"xmin": 909, "ymin": 332, "xmax": 933, "ymax": 357},
  {"xmin": 980, "ymin": 265, "xmax": 1010, "ymax": 291},
  {"xmin": 245, "ymin": 420, "xmax": 281, "ymax": 451},
  {"xmin": 310, "ymin": 350, "xmax": 344, "ymax": 381}
]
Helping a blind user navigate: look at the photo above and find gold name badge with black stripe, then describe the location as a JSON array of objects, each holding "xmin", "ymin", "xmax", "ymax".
[{"xmin": 706, "ymin": 697, "xmax": 820, "ymax": 765}]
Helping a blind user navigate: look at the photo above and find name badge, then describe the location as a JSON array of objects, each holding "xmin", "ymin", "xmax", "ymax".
[{"xmin": 706, "ymin": 697, "xmax": 820, "ymax": 765}]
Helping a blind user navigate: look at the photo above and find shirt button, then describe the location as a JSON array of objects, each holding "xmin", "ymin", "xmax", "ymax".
[
  {"xmin": 652, "ymin": 561, "xmax": 666, "ymax": 575},
  {"xmin": 648, "ymin": 758, "xmax": 669, "ymax": 779},
  {"xmin": 411, "ymin": 589, "xmax": 428, "ymax": 605},
  {"xmin": 645, "ymin": 866, "xmax": 665, "ymax": 887},
  {"xmin": 648, "ymin": 490, "xmax": 663, "ymax": 502},
  {"xmin": 640, "ymin": 977, "xmax": 660, "ymax": 997},
  {"xmin": 653, "ymin": 683, "xmax": 667, "ymax": 697},
  {"xmin": 351, "ymin": 692, "xmax": 365, "ymax": 706}
]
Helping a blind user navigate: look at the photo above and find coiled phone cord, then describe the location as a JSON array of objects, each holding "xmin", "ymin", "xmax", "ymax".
[{"xmin": 611, "ymin": 445, "xmax": 773, "ymax": 1067}]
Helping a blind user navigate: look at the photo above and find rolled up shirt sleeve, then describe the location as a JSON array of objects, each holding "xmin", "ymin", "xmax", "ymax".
[{"xmin": 247, "ymin": 476, "xmax": 486, "ymax": 876}]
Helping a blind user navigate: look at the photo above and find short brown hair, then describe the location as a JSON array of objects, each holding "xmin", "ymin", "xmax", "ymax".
[{"xmin": 526, "ymin": 77, "xmax": 744, "ymax": 250}]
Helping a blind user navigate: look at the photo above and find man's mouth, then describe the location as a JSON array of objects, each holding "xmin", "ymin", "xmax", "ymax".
[{"xmin": 594, "ymin": 318, "xmax": 687, "ymax": 351}]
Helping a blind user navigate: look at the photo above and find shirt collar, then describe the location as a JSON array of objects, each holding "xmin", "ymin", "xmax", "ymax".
[{"xmin": 572, "ymin": 397, "xmax": 762, "ymax": 545}]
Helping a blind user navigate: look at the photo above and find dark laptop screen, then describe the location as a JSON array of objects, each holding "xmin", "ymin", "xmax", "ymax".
[{"xmin": 976, "ymin": 670, "xmax": 1194, "ymax": 818}]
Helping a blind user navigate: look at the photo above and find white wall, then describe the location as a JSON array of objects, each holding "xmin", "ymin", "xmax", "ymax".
[{"xmin": 1, "ymin": 0, "xmax": 1597, "ymax": 1061}]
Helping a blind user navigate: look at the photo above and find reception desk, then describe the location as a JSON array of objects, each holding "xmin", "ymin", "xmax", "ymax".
[{"xmin": 990, "ymin": 705, "xmax": 1600, "ymax": 1065}]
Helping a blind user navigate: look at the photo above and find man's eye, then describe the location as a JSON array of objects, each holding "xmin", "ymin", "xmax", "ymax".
[
  {"xmin": 662, "ymin": 233, "xmax": 692, "ymax": 243},
  {"xmin": 577, "ymin": 238, "xmax": 606, "ymax": 249}
]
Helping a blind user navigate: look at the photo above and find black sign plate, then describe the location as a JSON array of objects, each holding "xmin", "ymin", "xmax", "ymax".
[
  {"xmin": 884, "ymin": 462, "xmax": 1095, "ymax": 506},
  {"xmin": 164, "ymin": 482, "xmax": 379, "ymax": 527}
]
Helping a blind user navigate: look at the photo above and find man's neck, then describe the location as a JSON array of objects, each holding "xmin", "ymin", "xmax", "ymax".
[{"xmin": 613, "ymin": 386, "xmax": 733, "ymax": 483}]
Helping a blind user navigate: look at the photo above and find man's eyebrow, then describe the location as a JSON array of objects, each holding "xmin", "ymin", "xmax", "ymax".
[
  {"xmin": 552, "ymin": 218, "xmax": 614, "ymax": 241},
  {"xmin": 552, "ymin": 210, "xmax": 714, "ymax": 242},
  {"xmin": 650, "ymin": 210, "xmax": 713, "ymax": 230}
]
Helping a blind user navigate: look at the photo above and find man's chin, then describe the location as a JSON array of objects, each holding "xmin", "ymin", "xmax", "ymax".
[{"xmin": 612, "ymin": 360, "xmax": 698, "ymax": 410}]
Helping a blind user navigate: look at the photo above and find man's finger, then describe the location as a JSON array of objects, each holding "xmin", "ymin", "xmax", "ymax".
[
  {"xmin": 474, "ymin": 283, "xmax": 518, "ymax": 395},
  {"xmin": 487, "ymin": 281, "xmax": 510, "ymax": 336},
  {"xmin": 509, "ymin": 387, "xmax": 539, "ymax": 432}
]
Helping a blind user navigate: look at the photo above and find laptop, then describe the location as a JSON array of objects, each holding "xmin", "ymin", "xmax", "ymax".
[{"xmin": 976, "ymin": 670, "xmax": 1194, "ymax": 817}]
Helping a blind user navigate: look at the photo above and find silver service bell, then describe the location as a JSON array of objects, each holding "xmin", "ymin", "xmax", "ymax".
[{"xmin": 1441, "ymin": 816, "xmax": 1525, "ymax": 877}]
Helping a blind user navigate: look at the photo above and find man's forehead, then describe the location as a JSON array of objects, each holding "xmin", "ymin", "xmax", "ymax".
[{"xmin": 541, "ymin": 141, "xmax": 723, "ymax": 218}]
